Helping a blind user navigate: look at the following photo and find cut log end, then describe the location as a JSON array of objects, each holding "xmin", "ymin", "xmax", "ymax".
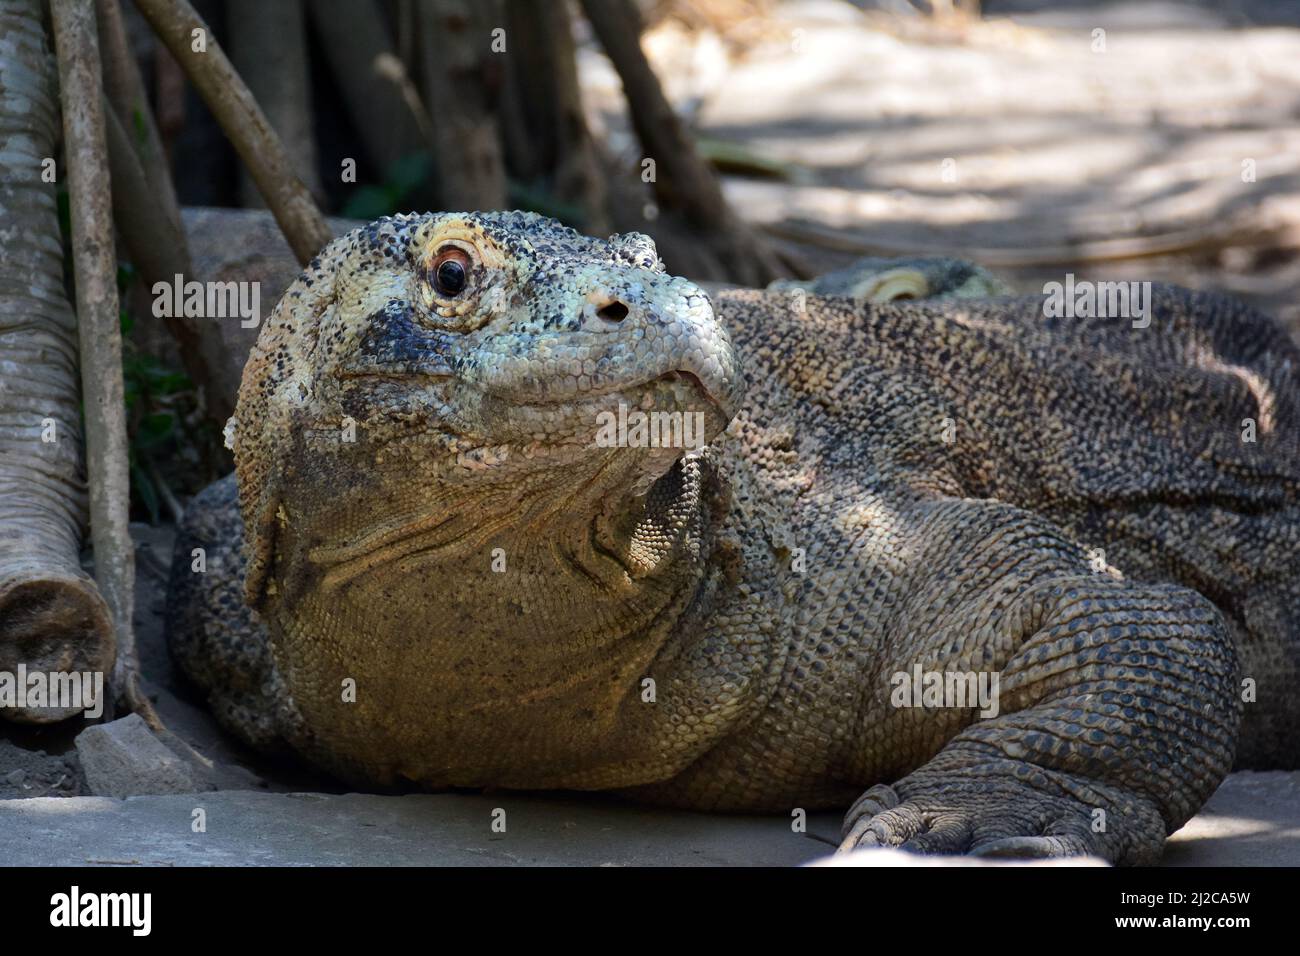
[{"xmin": 0, "ymin": 571, "xmax": 115, "ymax": 724}]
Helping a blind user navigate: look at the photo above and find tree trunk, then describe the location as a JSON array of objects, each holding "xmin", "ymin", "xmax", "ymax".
[
  {"xmin": 228, "ymin": 0, "xmax": 321, "ymax": 207},
  {"xmin": 499, "ymin": 0, "xmax": 608, "ymax": 233},
  {"xmin": 416, "ymin": 0, "xmax": 507, "ymax": 212},
  {"xmin": 0, "ymin": 0, "xmax": 114, "ymax": 722},
  {"xmin": 307, "ymin": 0, "xmax": 428, "ymax": 180}
]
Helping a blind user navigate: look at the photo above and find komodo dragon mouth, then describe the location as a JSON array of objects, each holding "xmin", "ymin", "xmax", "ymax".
[{"xmin": 475, "ymin": 368, "xmax": 728, "ymax": 421}]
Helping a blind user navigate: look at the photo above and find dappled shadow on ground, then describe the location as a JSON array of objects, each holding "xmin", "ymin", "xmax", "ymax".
[
  {"xmin": 985, "ymin": 0, "xmax": 1300, "ymax": 31},
  {"xmin": 1163, "ymin": 772, "xmax": 1300, "ymax": 865},
  {"xmin": 603, "ymin": 0, "xmax": 1300, "ymax": 332}
]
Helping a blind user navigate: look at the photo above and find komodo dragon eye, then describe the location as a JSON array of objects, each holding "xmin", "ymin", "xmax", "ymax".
[{"xmin": 431, "ymin": 246, "xmax": 471, "ymax": 296}]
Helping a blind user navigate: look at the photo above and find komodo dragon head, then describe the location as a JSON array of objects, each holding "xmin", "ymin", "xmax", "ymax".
[
  {"xmin": 224, "ymin": 213, "xmax": 748, "ymax": 780},
  {"xmin": 229, "ymin": 211, "xmax": 744, "ymax": 605}
]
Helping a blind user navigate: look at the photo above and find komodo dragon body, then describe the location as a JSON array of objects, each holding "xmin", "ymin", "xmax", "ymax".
[{"xmin": 168, "ymin": 211, "xmax": 1300, "ymax": 864}]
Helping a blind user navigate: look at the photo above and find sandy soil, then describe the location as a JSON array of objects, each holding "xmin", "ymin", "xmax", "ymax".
[{"xmin": 583, "ymin": 0, "xmax": 1300, "ymax": 332}]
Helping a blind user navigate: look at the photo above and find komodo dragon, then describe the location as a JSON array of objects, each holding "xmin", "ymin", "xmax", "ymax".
[{"xmin": 167, "ymin": 211, "xmax": 1300, "ymax": 864}]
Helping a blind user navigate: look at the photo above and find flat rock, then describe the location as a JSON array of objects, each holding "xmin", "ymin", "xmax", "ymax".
[
  {"xmin": 0, "ymin": 790, "xmax": 837, "ymax": 867},
  {"xmin": 1163, "ymin": 770, "xmax": 1300, "ymax": 866},
  {"xmin": 812, "ymin": 847, "xmax": 1107, "ymax": 866},
  {"xmin": 74, "ymin": 715, "xmax": 200, "ymax": 799},
  {"xmin": 1, "ymin": 770, "xmax": 1296, "ymax": 866}
]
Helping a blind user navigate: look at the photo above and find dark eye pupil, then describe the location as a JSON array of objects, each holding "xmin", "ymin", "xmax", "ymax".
[{"xmin": 436, "ymin": 259, "xmax": 466, "ymax": 295}]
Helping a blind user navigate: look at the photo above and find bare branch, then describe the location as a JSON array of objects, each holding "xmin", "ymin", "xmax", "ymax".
[
  {"xmin": 96, "ymin": 0, "xmax": 185, "ymax": 245},
  {"xmin": 50, "ymin": 0, "xmax": 136, "ymax": 706},
  {"xmin": 103, "ymin": 97, "xmax": 241, "ymax": 420}
]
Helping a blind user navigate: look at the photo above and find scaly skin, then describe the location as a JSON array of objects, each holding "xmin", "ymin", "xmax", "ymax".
[
  {"xmin": 167, "ymin": 212, "xmax": 1300, "ymax": 864},
  {"xmin": 769, "ymin": 255, "xmax": 1010, "ymax": 303}
]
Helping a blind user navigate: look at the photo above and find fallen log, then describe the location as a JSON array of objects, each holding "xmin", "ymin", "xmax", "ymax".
[{"xmin": 0, "ymin": 0, "xmax": 114, "ymax": 723}]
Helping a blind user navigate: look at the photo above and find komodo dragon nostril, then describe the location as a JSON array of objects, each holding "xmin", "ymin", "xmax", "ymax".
[{"xmin": 597, "ymin": 300, "xmax": 630, "ymax": 322}]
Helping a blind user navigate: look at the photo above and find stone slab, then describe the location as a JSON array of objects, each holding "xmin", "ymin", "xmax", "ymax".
[{"xmin": 1, "ymin": 771, "xmax": 1296, "ymax": 867}]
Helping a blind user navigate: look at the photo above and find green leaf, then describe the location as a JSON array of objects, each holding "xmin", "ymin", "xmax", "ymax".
[
  {"xmin": 341, "ymin": 185, "xmax": 398, "ymax": 220},
  {"xmin": 131, "ymin": 108, "xmax": 149, "ymax": 150},
  {"xmin": 386, "ymin": 152, "xmax": 435, "ymax": 196},
  {"xmin": 135, "ymin": 411, "xmax": 176, "ymax": 450}
]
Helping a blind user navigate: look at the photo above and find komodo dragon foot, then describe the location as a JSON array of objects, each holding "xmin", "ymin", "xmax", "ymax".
[
  {"xmin": 840, "ymin": 774, "xmax": 1165, "ymax": 861},
  {"xmin": 835, "ymin": 500, "xmax": 1239, "ymax": 864}
]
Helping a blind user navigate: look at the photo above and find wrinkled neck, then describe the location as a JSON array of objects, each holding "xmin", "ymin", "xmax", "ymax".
[
  {"xmin": 263, "ymin": 444, "xmax": 753, "ymax": 788},
  {"xmin": 283, "ymin": 448, "xmax": 720, "ymax": 666}
]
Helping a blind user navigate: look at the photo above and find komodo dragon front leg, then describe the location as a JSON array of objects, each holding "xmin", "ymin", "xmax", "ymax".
[{"xmin": 836, "ymin": 498, "xmax": 1239, "ymax": 864}]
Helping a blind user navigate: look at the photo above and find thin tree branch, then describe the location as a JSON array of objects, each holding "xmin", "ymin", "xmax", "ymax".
[
  {"xmin": 49, "ymin": 0, "xmax": 139, "ymax": 714},
  {"xmin": 103, "ymin": 96, "xmax": 240, "ymax": 420},
  {"xmin": 96, "ymin": 0, "xmax": 185, "ymax": 246}
]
